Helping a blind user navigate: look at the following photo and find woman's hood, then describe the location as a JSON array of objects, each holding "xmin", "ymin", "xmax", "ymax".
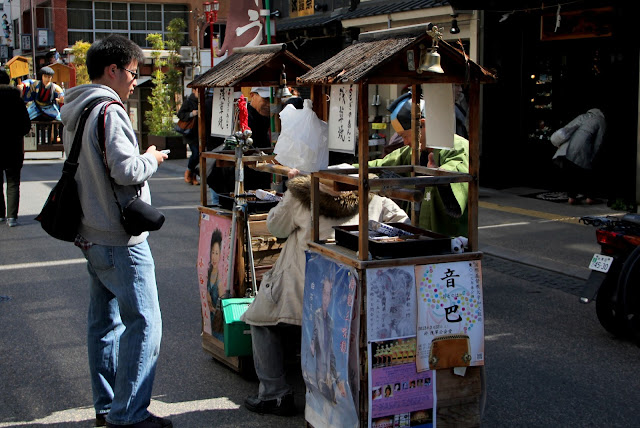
[{"xmin": 286, "ymin": 175, "xmax": 369, "ymax": 219}]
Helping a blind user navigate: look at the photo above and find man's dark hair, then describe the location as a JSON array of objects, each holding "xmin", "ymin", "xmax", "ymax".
[
  {"xmin": 86, "ymin": 35, "xmax": 144, "ymax": 81},
  {"xmin": 0, "ymin": 69, "xmax": 9, "ymax": 85}
]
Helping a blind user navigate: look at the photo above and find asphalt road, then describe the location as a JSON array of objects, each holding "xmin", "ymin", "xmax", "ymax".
[{"xmin": 1, "ymin": 156, "xmax": 638, "ymax": 427}]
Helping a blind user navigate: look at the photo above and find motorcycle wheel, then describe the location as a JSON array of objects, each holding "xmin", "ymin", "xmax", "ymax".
[
  {"xmin": 595, "ymin": 265, "xmax": 628, "ymax": 338},
  {"xmin": 620, "ymin": 246, "xmax": 640, "ymax": 346}
]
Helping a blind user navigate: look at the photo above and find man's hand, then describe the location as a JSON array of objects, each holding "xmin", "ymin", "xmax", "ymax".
[
  {"xmin": 191, "ymin": 110, "xmax": 198, "ymax": 117},
  {"xmin": 146, "ymin": 145, "xmax": 168, "ymax": 164},
  {"xmin": 427, "ymin": 152, "xmax": 438, "ymax": 169}
]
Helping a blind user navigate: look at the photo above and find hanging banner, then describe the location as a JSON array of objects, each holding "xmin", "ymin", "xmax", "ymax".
[
  {"xmin": 415, "ymin": 261, "xmax": 484, "ymax": 372},
  {"xmin": 368, "ymin": 338, "xmax": 436, "ymax": 428},
  {"xmin": 302, "ymin": 252, "xmax": 359, "ymax": 428},
  {"xmin": 328, "ymin": 84, "xmax": 358, "ymax": 154},
  {"xmin": 422, "ymin": 83, "xmax": 455, "ymax": 149},
  {"xmin": 210, "ymin": 86, "xmax": 234, "ymax": 138},
  {"xmin": 196, "ymin": 209, "xmax": 236, "ymax": 340}
]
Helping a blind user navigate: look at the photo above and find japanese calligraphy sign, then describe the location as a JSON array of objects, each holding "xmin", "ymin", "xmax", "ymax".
[
  {"xmin": 415, "ymin": 261, "xmax": 484, "ymax": 372},
  {"xmin": 302, "ymin": 252, "xmax": 359, "ymax": 428},
  {"xmin": 422, "ymin": 83, "xmax": 455, "ymax": 149},
  {"xmin": 328, "ymin": 84, "xmax": 358, "ymax": 154},
  {"xmin": 210, "ymin": 87, "xmax": 234, "ymax": 138}
]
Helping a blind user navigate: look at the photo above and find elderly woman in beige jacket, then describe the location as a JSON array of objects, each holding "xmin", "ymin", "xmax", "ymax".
[{"xmin": 242, "ymin": 174, "xmax": 409, "ymax": 416}]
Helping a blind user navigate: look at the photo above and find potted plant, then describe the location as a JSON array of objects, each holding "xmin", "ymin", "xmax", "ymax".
[{"xmin": 144, "ymin": 19, "xmax": 187, "ymax": 158}]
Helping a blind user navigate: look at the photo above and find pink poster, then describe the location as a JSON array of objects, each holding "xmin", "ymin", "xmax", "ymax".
[{"xmin": 197, "ymin": 210, "xmax": 235, "ymax": 340}]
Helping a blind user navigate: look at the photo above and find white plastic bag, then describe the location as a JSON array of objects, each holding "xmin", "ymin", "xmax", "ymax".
[{"xmin": 274, "ymin": 99, "xmax": 329, "ymax": 173}]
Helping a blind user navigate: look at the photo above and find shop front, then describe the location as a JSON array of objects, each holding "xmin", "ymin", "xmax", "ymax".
[{"xmin": 479, "ymin": 2, "xmax": 639, "ymax": 206}]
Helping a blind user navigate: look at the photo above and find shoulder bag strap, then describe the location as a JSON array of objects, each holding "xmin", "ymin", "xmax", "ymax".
[
  {"xmin": 96, "ymin": 100, "xmax": 133, "ymax": 214},
  {"xmin": 63, "ymin": 96, "xmax": 114, "ymax": 176}
]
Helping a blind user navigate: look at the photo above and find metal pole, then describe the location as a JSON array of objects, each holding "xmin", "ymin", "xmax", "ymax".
[
  {"xmin": 209, "ymin": 21, "xmax": 214, "ymax": 68},
  {"xmin": 30, "ymin": 0, "xmax": 37, "ymax": 76}
]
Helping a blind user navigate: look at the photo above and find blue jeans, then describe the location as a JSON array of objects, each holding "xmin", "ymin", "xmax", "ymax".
[{"xmin": 81, "ymin": 241, "xmax": 162, "ymax": 425}]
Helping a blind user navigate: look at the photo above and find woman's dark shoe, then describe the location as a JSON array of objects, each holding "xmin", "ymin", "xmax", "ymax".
[{"xmin": 244, "ymin": 393, "xmax": 296, "ymax": 416}]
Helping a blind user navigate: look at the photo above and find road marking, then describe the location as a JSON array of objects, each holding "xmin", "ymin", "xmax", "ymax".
[
  {"xmin": 479, "ymin": 221, "xmax": 531, "ymax": 229},
  {"xmin": 0, "ymin": 258, "xmax": 86, "ymax": 271},
  {"xmin": 479, "ymin": 201, "xmax": 583, "ymax": 224}
]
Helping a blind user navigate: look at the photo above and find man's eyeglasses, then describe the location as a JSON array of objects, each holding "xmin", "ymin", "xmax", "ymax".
[{"xmin": 119, "ymin": 66, "xmax": 139, "ymax": 80}]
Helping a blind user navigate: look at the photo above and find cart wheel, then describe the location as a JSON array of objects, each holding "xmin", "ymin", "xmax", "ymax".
[
  {"xmin": 595, "ymin": 266, "xmax": 628, "ymax": 338},
  {"xmin": 238, "ymin": 355, "xmax": 258, "ymax": 381},
  {"xmin": 621, "ymin": 246, "xmax": 640, "ymax": 346}
]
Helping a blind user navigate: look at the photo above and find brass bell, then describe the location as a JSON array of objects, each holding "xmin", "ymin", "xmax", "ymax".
[
  {"xmin": 419, "ymin": 48, "xmax": 444, "ymax": 74},
  {"xmin": 278, "ymin": 86, "xmax": 293, "ymax": 98}
]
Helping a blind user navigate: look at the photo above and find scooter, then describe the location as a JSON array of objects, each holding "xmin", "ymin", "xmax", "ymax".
[{"xmin": 580, "ymin": 214, "xmax": 640, "ymax": 344}]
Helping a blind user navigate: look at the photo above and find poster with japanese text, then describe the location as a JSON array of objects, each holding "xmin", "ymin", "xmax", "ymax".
[
  {"xmin": 328, "ymin": 84, "xmax": 358, "ymax": 154},
  {"xmin": 302, "ymin": 252, "xmax": 359, "ymax": 428},
  {"xmin": 210, "ymin": 86, "xmax": 234, "ymax": 137},
  {"xmin": 368, "ymin": 337, "xmax": 436, "ymax": 428},
  {"xmin": 197, "ymin": 210, "xmax": 236, "ymax": 340},
  {"xmin": 367, "ymin": 267, "xmax": 417, "ymax": 341},
  {"xmin": 415, "ymin": 261, "xmax": 484, "ymax": 372}
]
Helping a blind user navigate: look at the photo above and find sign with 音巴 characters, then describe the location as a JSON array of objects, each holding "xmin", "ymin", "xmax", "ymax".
[{"xmin": 415, "ymin": 261, "xmax": 484, "ymax": 372}]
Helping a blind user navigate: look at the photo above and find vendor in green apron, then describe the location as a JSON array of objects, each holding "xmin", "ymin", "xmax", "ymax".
[{"xmin": 360, "ymin": 92, "xmax": 470, "ymax": 237}]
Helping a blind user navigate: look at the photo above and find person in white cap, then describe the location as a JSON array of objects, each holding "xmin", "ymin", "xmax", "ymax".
[{"xmin": 248, "ymin": 87, "xmax": 272, "ymax": 148}]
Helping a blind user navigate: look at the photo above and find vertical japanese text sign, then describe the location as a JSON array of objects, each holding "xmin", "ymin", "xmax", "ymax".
[
  {"xmin": 328, "ymin": 84, "xmax": 358, "ymax": 154},
  {"xmin": 210, "ymin": 87, "xmax": 234, "ymax": 137}
]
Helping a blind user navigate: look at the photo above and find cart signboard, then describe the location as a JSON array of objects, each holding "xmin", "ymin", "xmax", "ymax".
[
  {"xmin": 415, "ymin": 261, "xmax": 484, "ymax": 372},
  {"xmin": 328, "ymin": 84, "xmax": 358, "ymax": 153},
  {"xmin": 210, "ymin": 87, "xmax": 234, "ymax": 137}
]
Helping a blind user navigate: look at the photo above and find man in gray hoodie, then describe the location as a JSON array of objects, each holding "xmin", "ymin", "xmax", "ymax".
[{"xmin": 60, "ymin": 35, "xmax": 170, "ymax": 428}]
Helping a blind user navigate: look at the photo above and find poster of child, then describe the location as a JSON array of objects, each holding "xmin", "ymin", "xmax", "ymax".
[{"xmin": 196, "ymin": 211, "xmax": 235, "ymax": 340}]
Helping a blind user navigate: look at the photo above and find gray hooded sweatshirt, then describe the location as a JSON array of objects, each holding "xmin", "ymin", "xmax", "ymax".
[{"xmin": 61, "ymin": 84, "xmax": 158, "ymax": 246}]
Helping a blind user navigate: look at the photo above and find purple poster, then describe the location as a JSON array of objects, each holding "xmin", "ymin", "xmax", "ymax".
[{"xmin": 369, "ymin": 338, "xmax": 436, "ymax": 428}]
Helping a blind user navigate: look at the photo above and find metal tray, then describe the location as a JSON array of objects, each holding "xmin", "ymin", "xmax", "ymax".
[
  {"xmin": 218, "ymin": 193, "xmax": 279, "ymax": 214},
  {"xmin": 333, "ymin": 222, "xmax": 452, "ymax": 258}
]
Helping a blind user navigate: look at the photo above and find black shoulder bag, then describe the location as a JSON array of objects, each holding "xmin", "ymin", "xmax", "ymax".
[
  {"xmin": 97, "ymin": 101, "xmax": 165, "ymax": 236},
  {"xmin": 36, "ymin": 97, "xmax": 113, "ymax": 241}
]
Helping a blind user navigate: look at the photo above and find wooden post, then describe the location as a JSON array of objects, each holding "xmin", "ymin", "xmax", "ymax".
[
  {"xmin": 467, "ymin": 79, "xmax": 480, "ymax": 252},
  {"xmin": 198, "ymin": 87, "xmax": 208, "ymax": 206},
  {"xmin": 357, "ymin": 81, "xmax": 370, "ymax": 261}
]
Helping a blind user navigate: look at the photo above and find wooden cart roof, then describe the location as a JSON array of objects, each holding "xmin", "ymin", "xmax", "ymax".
[
  {"xmin": 189, "ymin": 43, "xmax": 312, "ymax": 89},
  {"xmin": 297, "ymin": 24, "xmax": 496, "ymax": 85}
]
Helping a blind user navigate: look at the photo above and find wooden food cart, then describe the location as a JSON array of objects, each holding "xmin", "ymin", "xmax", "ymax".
[
  {"xmin": 295, "ymin": 24, "xmax": 495, "ymax": 427},
  {"xmin": 189, "ymin": 44, "xmax": 311, "ymax": 373}
]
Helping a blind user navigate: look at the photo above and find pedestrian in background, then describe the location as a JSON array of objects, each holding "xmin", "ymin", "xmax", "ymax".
[
  {"xmin": 0, "ymin": 68, "xmax": 31, "ymax": 227},
  {"xmin": 177, "ymin": 88, "xmax": 200, "ymax": 185},
  {"xmin": 550, "ymin": 108, "xmax": 607, "ymax": 205},
  {"xmin": 60, "ymin": 35, "xmax": 170, "ymax": 428}
]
